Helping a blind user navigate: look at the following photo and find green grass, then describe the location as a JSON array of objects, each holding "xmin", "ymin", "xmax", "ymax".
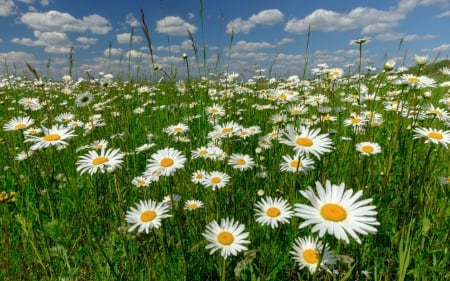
[{"xmin": 0, "ymin": 58, "xmax": 450, "ymax": 281}]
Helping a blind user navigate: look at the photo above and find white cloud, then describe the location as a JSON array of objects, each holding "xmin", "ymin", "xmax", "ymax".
[
  {"xmin": 249, "ymin": 9, "xmax": 284, "ymax": 25},
  {"xmin": 376, "ymin": 32, "xmax": 438, "ymax": 41},
  {"xmin": 432, "ymin": 43, "xmax": 450, "ymax": 52},
  {"xmin": 126, "ymin": 13, "xmax": 139, "ymax": 27},
  {"xmin": 116, "ymin": 33, "xmax": 142, "ymax": 44},
  {"xmin": 76, "ymin": 37, "xmax": 97, "ymax": 45},
  {"xmin": 11, "ymin": 30, "xmax": 72, "ymax": 54},
  {"xmin": 0, "ymin": 0, "xmax": 17, "ymax": 16},
  {"xmin": 227, "ymin": 9, "xmax": 284, "ymax": 34},
  {"xmin": 103, "ymin": 48, "xmax": 123, "ymax": 56},
  {"xmin": 155, "ymin": 16, "xmax": 196, "ymax": 36},
  {"xmin": 188, "ymin": 12, "xmax": 194, "ymax": 19},
  {"xmin": 226, "ymin": 18, "xmax": 255, "ymax": 34},
  {"xmin": 0, "ymin": 51, "xmax": 35, "ymax": 64},
  {"xmin": 233, "ymin": 40, "xmax": 274, "ymax": 52},
  {"xmin": 20, "ymin": 10, "xmax": 111, "ymax": 34},
  {"xmin": 435, "ymin": 10, "xmax": 450, "ymax": 17}
]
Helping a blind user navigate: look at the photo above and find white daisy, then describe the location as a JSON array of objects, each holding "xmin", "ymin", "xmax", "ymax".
[
  {"xmin": 184, "ymin": 199, "xmax": 204, "ymax": 211},
  {"xmin": 279, "ymin": 154, "xmax": 315, "ymax": 173},
  {"xmin": 3, "ymin": 116, "xmax": 34, "ymax": 131},
  {"xmin": 24, "ymin": 125, "xmax": 76, "ymax": 151},
  {"xmin": 295, "ymin": 180, "xmax": 379, "ymax": 244},
  {"xmin": 413, "ymin": 127, "xmax": 450, "ymax": 148},
  {"xmin": 201, "ymin": 171, "xmax": 230, "ymax": 190},
  {"xmin": 125, "ymin": 199, "xmax": 172, "ymax": 234},
  {"xmin": 280, "ymin": 125, "xmax": 333, "ymax": 159},
  {"xmin": 228, "ymin": 153, "xmax": 255, "ymax": 171},
  {"xmin": 355, "ymin": 142, "xmax": 382, "ymax": 156},
  {"xmin": 202, "ymin": 217, "xmax": 250, "ymax": 259},
  {"xmin": 290, "ymin": 236, "xmax": 336, "ymax": 273},
  {"xmin": 146, "ymin": 147, "xmax": 186, "ymax": 176},
  {"xmin": 76, "ymin": 148, "xmax": 125, "ymax": 175},
  {"xmin": 254, "ymin": 197, "xmax": 294, "ymax": 228}
]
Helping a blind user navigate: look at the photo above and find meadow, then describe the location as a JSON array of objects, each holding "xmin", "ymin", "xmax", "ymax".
[{"xmin": 1, "ymin": 42, "xmax": 450, "ymax": 281}]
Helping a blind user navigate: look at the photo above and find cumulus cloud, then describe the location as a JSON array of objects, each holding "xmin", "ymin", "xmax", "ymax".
[
  {"xmin": 227, "ymin": 9, "xmax": 284, "ymax": 34},
  {"xmin": 116, "ymin": 33, "xmax": 142, "ymax": 44},
  {"xmin": 249, "ymin": 9, "xmax": 284, "ymax": 25},
  {"xmin": 126, "ymin": 13, "xmax": 139, "ymax": 27},
  {"xmin": 0, "ymin": 51, "xmax": 35, "ymax": 63},
  {"xmin": 376, "ymin": 32, "xmax": 438, "ymax": 41},
  {"xmin": 435, "ymin": 10, "xmax": 450, "ymax": 17},
  {"xmin": 75, "ymin": 37, "xmax": 97, "ymax": 45},
  {"xmin": 155, "ymin": 16, "xmax": 196, "ymax": 36},
  {"xmin": 226, "ymin": 18, "xmax": 255, "ymax": 34},
  {"xmin": 433, "ymin": 43, "xmax": 450, "ymax": 52},
  {"xmin": 11, "ymin": 30, "xmax": 72, "ymax": 54},
  {"xmin": 103, "ymin": 48, "xmax": 123, "ymax": 56},
  {"xmin": 20, "ymin": 10, "xmax": 111, "ymax": 34},
  {"xmin": 0, "ymin": 0, "xmax": 17, "ymax": 16}
]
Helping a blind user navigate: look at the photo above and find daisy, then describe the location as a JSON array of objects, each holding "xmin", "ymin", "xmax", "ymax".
[
  {"xmin": 76, "ymin": 148, "xmax": 125, "ymax": 175},
  {"xmin": 135, "ymin": 143, "xmax": 155, "ymax": 153},
  {"xmin": 206, "ymin": 103, "xmax": 226, "ymax": 117},
  {"xmin": 75, "ymin": 92, "xmax": 94, "ymax": 107},
  {"xmin": 254, "ymin": 197, "xmax": 294, "ymax": 228},
  {"xmin": 191, "ymin": 170, "xmax": 207, "ymax": 184},
  {"xmin": 439, "ymin": 176, "xmax": 450, "ymax": 185},
  {"xmin": 146, "ymin": 147, "xmax": 186, "ymax": 176},
  {"xmin": 344, "ymin": 113, "xmax": 368, "ymax": 128},
  {"xmin": 3, "ymin": 116, "xmax": 34, "ymax": 131},
  {"xmin": 184, "ymin": 199, "xmax": 204, "ymax": 211},
  {"xmin": 202, "ymin": 217, "xmax": 250, "ymax": 259},
  {"xmin": 25, "ymin": 125, "xmax": 76, "ymax": 151},
  {"xmin": 295, "ymin": 180, "xmax": 379, "ymax": 244},
  {"xmin": 290, "ymin": 236, "xmax": 336, "ymax": 273},
  {"xmin": 54, "ymin": 112, "xmax": 75, "ymax": 123},
  {"xmin": 131, "ymin": 176, "xmax": 152, "ymax": 187},
  {"xmin": 356, "ymin": 142, "xmax": 382, "ymax": 156},
  {"xmin": 162, "ymin": 194, "xmax": 181, "ymax": 207},
  {"xmin": 279, "ymin": 154, "xmax": 315, "ymax": 173},
  {"xmin": 90, "ymin": 139, "xmax": 108, "ymax": 150},
  {"xmin": 125, "ymin": 199, "xmax": 172, "ymax": 234},
  {"xmin": 228, "ymin": 153, "xmax": 255, "ymax": 171},
  {"xmin": 214, "ymin": 121, "xmax": 242, "ymax": 138},
  {"xmin": 413, "ymin": 127, "xmax": 450, "ymax": 148},
  {"xmin": 164, "ymin": 122, "xmax": 189, "ymax": 136},
  {"xmin": 279, "ymin": 125, "xmax": 333, "ymax": 159},
  {"xmin": 191, "ymin": 146, "xmax": 210, "ymax": 159},
  {"xmin": 201, "ymin": 171, "xmax": 230, "ymax": 190},
  {"xmin": 426, "ymin": 104, "xmax": 450, "ymax": 122}
]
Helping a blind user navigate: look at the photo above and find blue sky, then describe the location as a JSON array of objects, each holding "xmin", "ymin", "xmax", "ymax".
[{"xmin": 1, "ymin": 0, "xmax": 450, "ymax": 80}]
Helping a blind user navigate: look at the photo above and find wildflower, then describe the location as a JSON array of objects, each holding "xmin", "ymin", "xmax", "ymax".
[
  {"xmin": 290, "ymin": 236, "xmax": 336, "ymax": 273},
  {"xmin": 146, "ymin": 147, "xmax": 186, "ymax": 176},
  {"xmin": 214, "ymin": 121, "xmax": 243, "ymax": 138},
  {"xmin": 413, "ymin": 127, "xmax": 450, "ymax": 148},
  {"xmin": 279, "ymin": 154, "xmax": 315, "ymax": 173},
  {"xmin": 191, "ymin": 170, "xmax": 207, "ymax": 184},
  {"xmin": 344, "ymin": 114, "xmax": 368, "ymax": 128},
  {"xmin": 201, "ymin": 171, "xmax": 230, "ymax": 190},
  {"xmin": 90, "ymin": 139, "xmax": 108, "ymax": 150},
  {"xmin": 295, "ymin": 180, "xmax": 379, "ymax": 244},
  {"xmin": 75, "ymin": 92, "xmax": 94, "ymax": 107},
  {"xmin": 206, "ymin": 103, "xmax": 226, "ymax": 117},
  {"xmin": 25, "ymin": 125, "xmax": 76, "ymax": 151},
  {"xmin": 132, "ymin": 176, "xmax": 152, "ymax": 187},
  {"xmin": 125, "ymin": 199, "xmax": 172, "ymax": 234},
  {"xmin": 164, "ymin": 123, "xmax": 189, "ymax": 136},
  {"xmin": 350, "ymin": 37, "xmax": 370, "ymax": 45},
  {"xmin": 3, "ymin": 116, "xmax": 34, "ymax": 131},
  {"xmin": 162, "ymin": 194, "xmax": 181, "ymax": 207},
  {"xmin": 415, "ymin": 54, "xmax": 428, "ymax": 66},
  {"xmin": 202, "ymin": 217, "xmax": 250, "ymax": 259},
  {"xmin": 426, "ymin": 104, "xmax": 450, "ymax": 122},
  {"xmin": 356, "ymin": 142, "xmax": 382, "ymax": 156},
  {"xmin": 228, "ymin": 153, "xmax": 256, "ymax": 171},
  {"xmin": 439, "ymin": 176, "xmax": 450, "ymax": 185},
  {"xmin": 191, "ymin": 146, "xmax": 210, "ymax": 159},
  {"xmin": 384, "ymin": 59, "xmax": 396, "ymax": 71},
  {"xmin": 135, "ymin": 143, "xmax": 155, "ymax": 153},
  {"xmin": 280, "ymin": 125, "xmax": 333, "ymax": 159},
  {"xmin": 254, "ymin": 197, "xmax": 294, "ymax": 228},
  {"xmin": 55, "ymin": 112, "xmax": 75, "ymax": 123},
  {"xmin": 184, "ymin": 199, "xmax": 204, "ymax": 211},
  {"xmin": 77, "ymin": 148, "xmax": 125, "ymax": 175}
]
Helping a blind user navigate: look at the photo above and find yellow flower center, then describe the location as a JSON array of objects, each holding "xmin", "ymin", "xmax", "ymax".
[
  {"xmin": 92, "ymin": 156, "xmax": 109, "ymax": 166},
  {"xmin": 222, "ymin": 128, "xmax": 233, "ymax": 134},
  {"xmin": 266, "ymin": 207, "xmax": 281, "ymax": 218},
  {"xmin": 351, "ymin": 118, "xmax": 362, "ymax": 124},
  {"xmin": 160, "ymin": 157, "xmax": 174, "ymax": 167},
  {"xmin": 407, "ymin": 76, "xmax": 420, "ymax": 83},
  {"xmin": 14, "ymin": 123, "xmax": 26, "ymax": 129},
  {"xmin": 217, "ymin": 231, "xmax": 234, "ymax": 245},
  {"xmin": 278, "ymin": 93, "xmax": 287, "ymax": 100},
  {"xmin": 173, "ymin": 127, "xmax": 183, "ymax": 132},
  {"xmin": 195, "ymin": 173, "xmax": 204, "ymax": 179},
  {"xmin": 427, "ymin": 132, "xmax": 443, "ymax": 140},
  {"xmin": 43, "ymin": 133, "xmax": 61, "ymax": 141},
  {"xmin": 140, "ymin": 210, "xmax": 157, "ymax": 222},
  {"xmin": 289, "ymin": 160, "xmax": 303, "ymax": 168},
  {"xmin": 321, "ymin": 203, "xmax": 347, "ymax": 222},
  {"xmin": 429, "ymin": 109, "xmax": 442, "ymax": 116},
  {"xmin": 236, "ymin": 159, "xmax": 246, "ymax": 166},
  {"xmin": 361, "ymin": 145, "xmax": 374, "ymax": 153},
  {"xmin": 210, "ymin": 108, "xmax": 219, "ymax": 114},
  {"xmin": 303, "ymin": 249, "xmax": 319, "ymax": 264},
  {"xmin": 137, "ymin": 180, "xmax": 146, "ymax": 186},
  {"xmin": 296, "ymin": 137, "xmax": 313, "ymax": 147},
  {"xmin": 211, "ymin": 177, "xmax": 222, "ymax": 184},
  {"xmin": 291, "ymin": 109, "xmax": 301, "ymax": 115},
  {"xmin": 322, "ymin": 114, "xmax": 331, "ymax": 121},
  {"xmin": 96, "ymin": 144, "xmax": 104, "ymax": 149},
  {"xmin": 199, "ymin": 150, "xmax": 208, "ymax": 156},
  {"xmin": 188, "ymin": 203, "xmax": 198, "ymax": 209}
]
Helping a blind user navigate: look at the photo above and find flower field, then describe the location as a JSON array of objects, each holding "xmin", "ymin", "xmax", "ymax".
[{"xmin": 1, "ymin": 54, "xmax": 450, "ymax": 280}]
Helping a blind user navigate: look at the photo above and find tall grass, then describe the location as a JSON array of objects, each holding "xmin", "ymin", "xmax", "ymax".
[{"xmin": 1, "ymin": 6, "xmax": 450, "ymax": 281}]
